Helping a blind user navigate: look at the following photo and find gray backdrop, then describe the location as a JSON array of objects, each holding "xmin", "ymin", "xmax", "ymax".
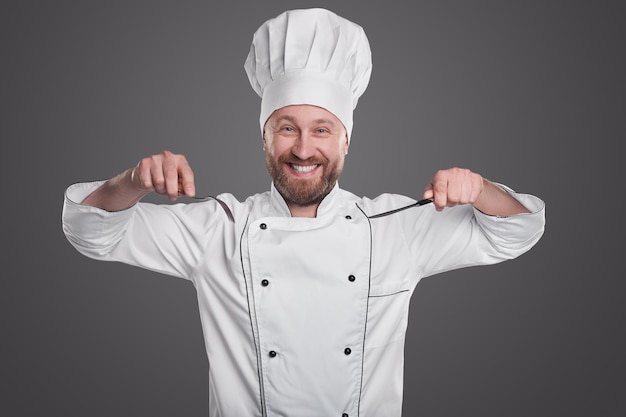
[{"xmin": 3, "ymin": 1, "xmax": 625, "ymax": 416}]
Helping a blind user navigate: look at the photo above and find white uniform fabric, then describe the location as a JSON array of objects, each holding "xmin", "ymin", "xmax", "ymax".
[{"xmin": 62, "ymin": 181, "xmax": 545, "ymax": 417}]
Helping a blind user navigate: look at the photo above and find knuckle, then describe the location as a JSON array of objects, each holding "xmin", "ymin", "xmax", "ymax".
[
  {"xmin": 149, "ymin": 154, "xmax": 162, "ymax": 165},
  {"xmin": 138, "ymin": 157, "xmax": 151, "ymax": 168}
]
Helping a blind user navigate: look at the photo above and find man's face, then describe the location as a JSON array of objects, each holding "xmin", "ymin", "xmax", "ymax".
[{"xmin": 263, "ymin": 105, "xmax": 349, "ymax": 207}]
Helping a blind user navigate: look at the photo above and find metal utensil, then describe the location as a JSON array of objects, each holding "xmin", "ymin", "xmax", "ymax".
[
  {"xmin": 179, "ymin": 194, "xmax": 235, "ymax": 223},
  {"xmin": 368, "ymin": 198, "xmax": 433, "ymax": 219}
]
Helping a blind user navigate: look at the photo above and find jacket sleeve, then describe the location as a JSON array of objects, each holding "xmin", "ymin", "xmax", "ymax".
[
  {"xmin": 406, "ymin": 188, "xmax": 545, "ymax": 279},
  {"xmin": 61, "ymin": 181, "xmax": 220, "ymax": 280}
]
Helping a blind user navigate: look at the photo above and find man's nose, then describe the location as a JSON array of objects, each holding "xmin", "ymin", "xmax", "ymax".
[{"xmin": 291, "ymin": 134, "xmax": 315, "ymax": 160}]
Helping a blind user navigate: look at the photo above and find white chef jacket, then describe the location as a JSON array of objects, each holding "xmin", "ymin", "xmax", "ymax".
[{"xmin": 62, "ymin": 181, "xmax": 545, "ymax": 417}]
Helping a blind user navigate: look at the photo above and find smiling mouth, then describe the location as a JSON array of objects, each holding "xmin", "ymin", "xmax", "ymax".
[{"xmin": 289, "ymin": 163, "xmax": 319, "ymax": 173}]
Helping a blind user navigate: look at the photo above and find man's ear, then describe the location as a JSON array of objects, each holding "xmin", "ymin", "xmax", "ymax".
[{"xmin": 344, "ymin": 134, "xmax": 349, "ymax": 155}]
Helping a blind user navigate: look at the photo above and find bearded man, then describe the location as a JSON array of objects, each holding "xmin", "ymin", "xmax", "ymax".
[{"xmin": 62, "ymin": 8, "xmax": 545, "ymax": 417}]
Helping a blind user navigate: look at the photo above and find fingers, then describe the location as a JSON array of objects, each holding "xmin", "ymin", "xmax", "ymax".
[
  {"xmin": 177, "ymin": 160, "xmax": 195, "ymax": 197},
  {"xmin": 132, "ymin": 150, "xmax": 195, "ymax": 201},
  {"xmin": 424, "ymin": 168, "xmax": 484, "ymax": 211}
]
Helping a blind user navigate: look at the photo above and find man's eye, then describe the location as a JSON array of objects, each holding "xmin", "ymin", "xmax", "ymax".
[{"xmin": 316, "ymin": 128, "xmax": 328, "ymax": 134}]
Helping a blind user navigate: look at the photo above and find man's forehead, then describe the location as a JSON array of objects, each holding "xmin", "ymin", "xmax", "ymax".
[{"xmin": 269, "ymin": 105, "xmax": 342, "ymax": 125}]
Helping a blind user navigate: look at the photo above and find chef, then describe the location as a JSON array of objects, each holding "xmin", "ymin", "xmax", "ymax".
[{"xmin": 62, "ymin": 8, "xmax": 545, "ymax": 417}]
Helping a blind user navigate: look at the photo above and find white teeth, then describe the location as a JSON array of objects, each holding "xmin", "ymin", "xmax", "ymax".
[{"xmin": 291, "ymin": 164, "xmax": 317, "ymax": 173}]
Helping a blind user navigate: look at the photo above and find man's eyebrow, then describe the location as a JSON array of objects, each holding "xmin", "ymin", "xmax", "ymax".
[
  {"xmin": 311, "ymin": 118, "xmax": 338, "ymax": 126},
  {"xmin": 274, "ymin": 115, "xmax": 297, "ymax": 123}
]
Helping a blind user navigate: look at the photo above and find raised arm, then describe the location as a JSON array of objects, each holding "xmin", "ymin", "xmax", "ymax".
[
  {"xmin": 82, "ymin": 150, "xmax": 196, "ymax": 211},
  {"xmin": 423, "ymin": 167, "xmax": 530, "ymax": 217}
]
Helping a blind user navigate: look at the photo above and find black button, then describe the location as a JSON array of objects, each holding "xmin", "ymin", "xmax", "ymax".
[
  {"xmin": 345, "ymin": 215, "xmax": 352, "ymax": 220},
  {"xmin": 348, "ymin": 275, "xmax": 356, "ymax": 282},
  {"xmin": 342, "ymin": 414, "xmax": 349, "ymax": 417},
  {"xmin": 261, "ymin": 279, "xmax": 269, "ymax": 287},
  {"xmin": 344, "ymin": 347, "xmax": 351, "ymax": 355},
  {"xmin": 269, "ymin": 350, "xmax": 277, "ymax": 358},
  {"xmin": 260, "ymin": 223, "xmax": 267, "ymax": 230}
]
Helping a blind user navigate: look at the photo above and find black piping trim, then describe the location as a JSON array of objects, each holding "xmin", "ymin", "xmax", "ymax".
[
  {"xmin": 366, "ymin": 198, "xmax": 433, "ymax": 219},
  {"xmin": 355, "ymin": 203, "xmax": 373, "ymax": 417},
  {"xmin": 369, "ymin": 289, "xmax": 410, "ymax": 298},
  {"xmin": 239, "ymin": 213, "xmax": 267, "ymax": 416}
]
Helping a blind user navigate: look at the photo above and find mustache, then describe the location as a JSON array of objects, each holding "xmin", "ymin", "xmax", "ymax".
[{"xmin": 278, "ymin": 154, "xmax": 328, "ymax": 166}]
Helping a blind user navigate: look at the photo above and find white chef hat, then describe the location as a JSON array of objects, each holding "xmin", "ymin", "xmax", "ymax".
[{"xmin": 244, "ymin": 8, "xmax": 372, "ymax": 142}]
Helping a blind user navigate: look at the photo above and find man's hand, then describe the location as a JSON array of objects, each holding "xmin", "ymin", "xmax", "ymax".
[
  {"xmin": 423, "ymin": 167, "xmax": 529, "ymax": 216},
  {"xmin": 81, "ymin": 150, "xmax": 196, "ymax": 211},
  {"xmin": 131, "ymin": 150, "xmax": 195, "ymax": 201},
  {"xmin": 423, "ymin": 167, "xmax": 484, "ymax": 211}
]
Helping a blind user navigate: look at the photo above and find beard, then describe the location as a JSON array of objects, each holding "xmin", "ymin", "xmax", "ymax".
[{"xmin": 266, "ymin": 153, "xmax": 343, "ymax": 207}]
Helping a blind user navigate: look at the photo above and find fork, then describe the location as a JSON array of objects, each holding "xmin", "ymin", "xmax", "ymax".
[
  {"xmin": 179, "ymin": 194, "xmax": 235, "ymax": 223},
  {"xmin": 367, "ymin": 198, "xmax": 433, "ymax": 219}
]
